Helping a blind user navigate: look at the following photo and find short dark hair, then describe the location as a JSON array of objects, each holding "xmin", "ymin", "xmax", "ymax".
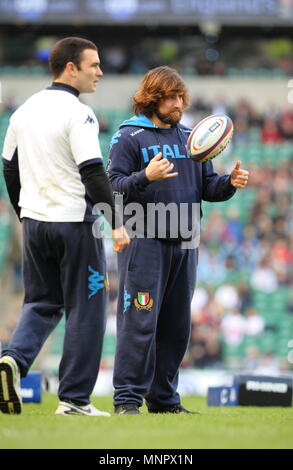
[
  {"xmin": 49, "ymin": 37, "xmax": 97, "ymax": 78},
  {"xmin": 133, "ymin": 66, "xmax": 189, "ymax": 117}
]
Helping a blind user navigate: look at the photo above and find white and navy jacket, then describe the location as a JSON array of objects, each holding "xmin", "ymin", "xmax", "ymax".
[{"xmin": 2, "ymin": 83, "xmax": 103, "ymax": 222}]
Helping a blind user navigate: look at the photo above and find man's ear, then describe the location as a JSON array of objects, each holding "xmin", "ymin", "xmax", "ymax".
[{"xmin": 66, "ymin": 61, "xmax": 78, "ymax": 76}]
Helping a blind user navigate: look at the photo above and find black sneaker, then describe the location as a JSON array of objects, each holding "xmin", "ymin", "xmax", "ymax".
[
  {"xmin": 148, "ymin": 404, "xmax": 200, "ymax": 414},
  {"xmin": 114, "ymin": 403, "xmax": 141, "ymax": 415},
  {"xmin": 0, "ymin": 356, "xmax": 22, "ymax": 414}
]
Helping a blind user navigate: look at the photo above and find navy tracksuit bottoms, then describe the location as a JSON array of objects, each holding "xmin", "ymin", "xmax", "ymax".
[
  {"xmin": 113, "ymin": 237, "xmax": 197, "ymax": 408},
  {"xmin": 2, "ymin": 218, "xmax": 107, "ymax": 405}
]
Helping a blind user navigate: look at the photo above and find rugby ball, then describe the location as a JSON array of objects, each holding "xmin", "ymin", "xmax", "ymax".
[{"xmin": 187, "ymin": 114, "xmax": 233, "ymax": 163}]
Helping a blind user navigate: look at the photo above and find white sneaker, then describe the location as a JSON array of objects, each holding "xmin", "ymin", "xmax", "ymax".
[
  {"xmin": 0, "ymin": 355, "xmax": 22, "ymax": 414},
  {"xmin": 55, "ymin": 400, "xmax": 111, "ymax": 417}
]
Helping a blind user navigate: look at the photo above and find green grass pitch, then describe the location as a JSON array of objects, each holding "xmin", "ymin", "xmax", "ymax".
[{"xmin": 0, "ymin": 393, "xmax": 292, "ymax": 449}]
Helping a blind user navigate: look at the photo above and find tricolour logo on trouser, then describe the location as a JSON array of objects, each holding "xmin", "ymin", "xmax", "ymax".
[{"xmin": 134, "ymin": 292, "xmax": 153, "ymax": 311}]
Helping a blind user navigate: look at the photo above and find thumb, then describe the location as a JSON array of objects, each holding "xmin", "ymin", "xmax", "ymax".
[
  {"xmin": 112, "ymin": 242, "xmax": 121, "ymax": 253},
  {"xmin": 234, "ymin": 160, "xmax": 241, "ymax": 170},
  {"xmin": 152, "ymin": 152, "xmax": 162, "ymax": 161}
]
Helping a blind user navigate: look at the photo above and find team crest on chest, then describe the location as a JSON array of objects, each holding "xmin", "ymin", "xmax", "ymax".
[{"xmin": 134, "ymin": 292, "xmax": 153, "ymax": 311}]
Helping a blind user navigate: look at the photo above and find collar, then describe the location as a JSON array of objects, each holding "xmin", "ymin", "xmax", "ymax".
[{"xmin": 47, "ymin": 82, "xmax": 80, "ymax": 97}]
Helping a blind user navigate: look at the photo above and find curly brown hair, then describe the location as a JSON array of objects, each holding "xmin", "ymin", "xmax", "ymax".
[{"xmin": 133, "ymin": 66, "xmax": 189, "ymax": 117}]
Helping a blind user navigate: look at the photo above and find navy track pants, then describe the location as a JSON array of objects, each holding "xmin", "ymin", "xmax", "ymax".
[
  {"xmin": 2, "ymin": 218, "xmax": 107, "ymax": 405},
  {"xmin": 113, "ymin": 238, "xmax": 197, "ymax": 408}
]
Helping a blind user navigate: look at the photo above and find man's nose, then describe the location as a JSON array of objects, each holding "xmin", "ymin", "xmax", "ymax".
[{"xmin": 174, "ymin": 96, "xmax": 182, "ymax": 108}]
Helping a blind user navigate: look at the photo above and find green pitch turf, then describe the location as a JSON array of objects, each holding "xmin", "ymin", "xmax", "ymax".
[{"xmin": 0, "ymin": 393, "xmax": 292, "ymax": 449}]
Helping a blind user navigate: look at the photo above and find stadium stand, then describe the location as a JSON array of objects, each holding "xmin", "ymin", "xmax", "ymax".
[{"xmin": 0, "ymin": 29, "xmax": 293, "ymax": 79}]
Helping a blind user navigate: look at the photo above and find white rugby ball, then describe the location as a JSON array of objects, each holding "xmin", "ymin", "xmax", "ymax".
[{"xmin": 187, "ymin": 114, "xmax": 233, "ymax": 163}]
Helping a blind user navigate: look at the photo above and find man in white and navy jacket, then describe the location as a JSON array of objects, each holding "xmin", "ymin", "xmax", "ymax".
[{"xmin": 0, "ymin": 37, "xmax": 129, "ymax": 417}]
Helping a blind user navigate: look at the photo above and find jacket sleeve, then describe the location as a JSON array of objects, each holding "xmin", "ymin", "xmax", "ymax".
[
  {"xmin": 2, "ymin": 122, "xmax": 21, "ymax": 219},
  {"xmin": 2, "ymin": 155, "xmax": 21, "ymax": 219},
  {"xmin": 79, "ymin": 161, "xmax": 122, "ymax": 229},
  {"xmin": 106, "ymin": 131, "xmax": 151, "ymax": 203},
  {"xmin": 202, "ymin": 160, "xmax": 237, "ymax": 202}
]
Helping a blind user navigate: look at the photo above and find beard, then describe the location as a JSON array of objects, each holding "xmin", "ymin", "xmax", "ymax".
[{"xmin": 155, "ymin": 108, "xmax": 182, "ymax": 126}]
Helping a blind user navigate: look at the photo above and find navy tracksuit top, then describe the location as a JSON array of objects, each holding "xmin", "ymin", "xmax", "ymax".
[{"xmin": 107, "ymin": 113, "xmax": 236, "ymax": 241}]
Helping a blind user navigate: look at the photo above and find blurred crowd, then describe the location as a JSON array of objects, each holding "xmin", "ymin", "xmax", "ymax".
[
  {"xmin": 181, "ymin": 97, "xmax": 293, "ymax": 143},
  {"xmin": 1, "ymin": 33, "xmax": 293, "ymax": 78},
  {"xmin": 181, "ymin": 96, "xmax": 293, "ymax": 372},
  {"xmin": 0, "ymin": 96, "xmax": 292, "ymax": 373},
  {"xmin": 100, "ymin": 36, "xmax": 293, "ymax": 77}
]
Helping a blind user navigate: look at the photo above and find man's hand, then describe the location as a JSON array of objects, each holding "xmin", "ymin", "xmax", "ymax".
[
  {"xmin": 112, "ymin": 225, "xmax": 131, "ymax": 253},
  {"xmin": 230, "ymin": 160, "xmax": 249, "ymax": 189},
  {"xmin": 145, "ymin": 152, "xmax": 178, "ymax": 182}
]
